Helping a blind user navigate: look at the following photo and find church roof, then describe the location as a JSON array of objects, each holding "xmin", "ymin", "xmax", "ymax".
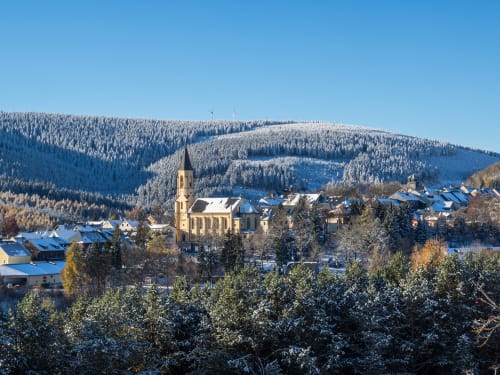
[
  {"xmin": 179, "ymin": 146, "xmax": 193, "ymax": 171},
  {"xmin": 189, "ymin": 197, "xmax": 241, "ymax": 214}
]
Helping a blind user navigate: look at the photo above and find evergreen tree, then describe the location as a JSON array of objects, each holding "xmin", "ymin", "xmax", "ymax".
[
  {"xmin": 82, "ymin": 242, "xmax": 112, "ymax": 296},
  {"xmin": 7, "ymin": 293, "xmax": 68, "ymax": 373},
  {"xmin": 269, "ymin": 204, "xmax": 291, "ymax": 271},
  {"xmin": 107, "ymin": 226, "xmax": 123, "ymax": 271},
  {"xmin": 134, "ymin": 218, "xmax": 150, "ymax": 249},
  {"xmin": 292, "ymin": 196, "xmax": 313, "ymax": 259},
  {"xmin": 220, "ymin": 229, "xmax": 244, "ymax": 273}
]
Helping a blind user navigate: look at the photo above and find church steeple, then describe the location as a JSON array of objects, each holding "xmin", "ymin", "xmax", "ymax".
[
  {"xmin": 179, "ymin": 146, "xmax": 193, "ymax": 171},
  {"xmin": 175, "ymin": 146, "xmax": 195, "ymax": 243}
]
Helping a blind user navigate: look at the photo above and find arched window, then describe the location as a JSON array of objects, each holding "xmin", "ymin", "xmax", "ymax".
[
  {"xmin": 214, "ymin": 217, "xmax": 219, "ymax": 230},
  {"xmin": 180, "ymin": 176, "xmax": 184, "ymax": 188}
]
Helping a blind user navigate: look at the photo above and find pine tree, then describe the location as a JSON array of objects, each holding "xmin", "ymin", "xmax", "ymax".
[
  {"xmin": 108, "ymin": 226, "xmax": 123, "ymax": 270},
  {"xmin": 220, "ymin": 230, "xmax": 244, "ymax": 273},
  {"xmin": 7, "ymin": 293, "xmax": 67, "ymax": 373}
]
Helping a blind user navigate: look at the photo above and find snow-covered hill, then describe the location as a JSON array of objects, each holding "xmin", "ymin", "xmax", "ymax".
[{"xmin": 1, "ymin": 112, "xmax": 498, "ymax": 209}]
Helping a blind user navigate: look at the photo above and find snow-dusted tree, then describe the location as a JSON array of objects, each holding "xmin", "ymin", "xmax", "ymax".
[{"xmin": 7, "ymin": 293, "xmax": 68, "ymax": 373}]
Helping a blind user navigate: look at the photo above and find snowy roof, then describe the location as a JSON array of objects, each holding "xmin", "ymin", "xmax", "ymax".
[
  {"xmin": 440, "ymin": 192, "xmax": 462, "ymax": 204},
  {"xmin": 103, "ymin": 220, "xmax": 122, "ymax": 229},
  {"xmin": 80, "ymin": 231, "xmax": 108, "ymax": 244},
  {"xmin": 0, "ymin": 242, "xmax": 31, "ymax": 257},
  {"xmin": 27, "ymin": 237, "xmax": 69, "ymax": 252},
  {"xmin": 51, "ymin": 229, "xmax": 81, "ymax": 242},
  {"xmin": 16, "ymin": 231, "xmax": 52, "ymax": 240},
  {"xmin": 390, "ymin": 191, "xmax": 426, "ymax": 203},
  {"xmin": 377, "ymin": 198, "xmax": 400, "ymax": 206},
  {"xmin": 121, "ymin": 219, "xmax": 139, "ymax": 228},
  {"xmin": 239, "ymin": 200, "xmax": 259, "ymax": 214},
  {"xmin": 0, "ymin": 261, "xmax": 65, "ymax": 277},
  {"xmin": 87, "ymin": 220, "xmax": 105, "ymax": 227},
  {"xmin": 148, "ymin": 223, "xmax": 170, "ymax": 230},
  {"xmin": 258, "ymin": 197, "xmax": 284, "ymax": 207},
  {"xmin": 431, "ymin": 202, "xmax": 446, "ymax": 212},
  {"xmin": 74, "ymin": 224, "xmax": 97, "ymax": 232},
  {"xmin": 284, "ymin": 193, "xmax": 321, "ymax": 207},
  {"xmin": 189, "ymin": 197, "xmax": 241, "ymax": 214}
]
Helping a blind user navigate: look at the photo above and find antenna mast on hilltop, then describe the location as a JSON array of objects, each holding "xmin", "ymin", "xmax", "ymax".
[
  {"xmin": 232, "ymin": 108, "xmax": 237, "ymax": 122},
  {"xmin": 210, "ymin": 110, "xmax": 214, "ymax": 121}
]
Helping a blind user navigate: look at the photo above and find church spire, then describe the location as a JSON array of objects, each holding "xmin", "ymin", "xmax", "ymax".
[{"xmin": 179, "ymin": 146, "xmax": 193, "ymax": 171}]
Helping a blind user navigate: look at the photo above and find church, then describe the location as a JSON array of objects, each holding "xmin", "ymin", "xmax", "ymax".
[{"xmin": 175, "ymin": 147, "xmax": 260, "ymax": 245}]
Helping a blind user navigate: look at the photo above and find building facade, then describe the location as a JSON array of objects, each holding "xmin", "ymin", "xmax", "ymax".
[{"xmin": 175, "ymin": 147, "xmax": 259, "ymax": 245}]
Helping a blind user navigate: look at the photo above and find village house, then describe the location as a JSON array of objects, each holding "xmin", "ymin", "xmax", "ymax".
[
  {"xmin": 0, "ymin": 240, "xmax": 32, "ymax": 265},
  {"xmin": 0, "ymin": 261, "xmax": 65, "ymax": 288},
  {"xmin": 51, "ymin": 225, "xmax": 110, "ymax": 249},
  {"xmin": 120, "ymin": 219, "xmax": 139, "ymax": 233},
  {"xmin": 22, "ymin": 237, "xmax": 69, "ymax": 261}
]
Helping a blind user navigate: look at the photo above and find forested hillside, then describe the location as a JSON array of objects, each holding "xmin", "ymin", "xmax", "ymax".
[
  {"xmin": 0, "ymin": 112, "xmax": 281, "ymax": 196},
  {"xmin": 138, "ymin": 123, "xmax": 500, "ymax": 207},
  {"xmin": 466, "ymin": 162, "xmax": 500, "ymax": 189},
  {"xmin": 1, "ymin": 112, "xmax": 499, "ymax": 210}
]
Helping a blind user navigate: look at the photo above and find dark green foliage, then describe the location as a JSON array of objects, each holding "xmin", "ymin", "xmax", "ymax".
[
  {"xmin": 380, "ymin": 251, "xmax": 410, "ymax": 286},
  {"xmin": 220, "ymin": 230, "xmax": 244, "ymax": 273},
  {"xmin": 107, "ymin": 226, "xmax": 123, "ymax": 270},
  {"xmin": 269, "ymin": 204, "xmax": 292, "ymax": 270},
  {"xmin": 1, "ymin": 251, "xmax": 499, "ymax": 374}
]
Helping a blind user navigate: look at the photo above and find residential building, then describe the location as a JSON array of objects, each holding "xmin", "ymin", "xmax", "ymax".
[{"xmin": 0, "ymin": 241, "xmax": 32, "ymax": 265}]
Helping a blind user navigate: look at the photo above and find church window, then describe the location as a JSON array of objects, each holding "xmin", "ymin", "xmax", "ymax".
[
  {"xmin": 214, "ymin": 218, "xmax": 219, "ymax": 229},
  {"xmin": 191, "ymin": 218, "xmax": 195, "ymax": 228},
  {"xmin": 180, "ymin": 176, "xmax": 184, "ymax": 188},
  {"xmin": 223, "ymin": 218, "xmax": 228, "ymax": 230},
  {"xmin": 206, "ymin": 218, "xmax": 211, "ymax": 230}
]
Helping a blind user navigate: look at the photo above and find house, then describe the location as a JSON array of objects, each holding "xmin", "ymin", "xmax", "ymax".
[
  {"xmin": 325, "ymin": 203, "xmax": 350, "ymax": 233},
  {"xmin": 51, "ymin": 226, "xmax": 109, "ymax": 250},
  {"xmin": 0, "ymin": 241, "xmax": 32, "ymax": 265},
  {"xmin": 390, "ymin": 191, "xmax": 428, "ymax": 210},
  {"xmin": 0, "ymin": 261, "xmax": 65, "ymax": 287},
  {"xmin": 258, "ymin": 195, "xmax": 285, "ymax": 210},
  {"xmin": 102, "ymin": 220, "xmax": 123, "ymax": 230},
  {"xmin": 282, "ymin": 193, "xmax": 322, "ymax": 215},
  {"xmin": 120, "ymin": 219, "xmax": 139, "ymax": 233},
  {"xmin": 23, "ymin": 237, "xmax": 69, "ymax": 261}
]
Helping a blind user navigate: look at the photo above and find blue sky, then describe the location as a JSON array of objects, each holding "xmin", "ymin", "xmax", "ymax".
[{"xmin": 1, "ymin": 1, "xmax": 499, "ymax": 152}]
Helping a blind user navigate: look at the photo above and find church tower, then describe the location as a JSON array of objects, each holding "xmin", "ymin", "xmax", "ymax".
[{"xmin": 175, "ymin": 146, "xmax": 195, "ymax": 243}]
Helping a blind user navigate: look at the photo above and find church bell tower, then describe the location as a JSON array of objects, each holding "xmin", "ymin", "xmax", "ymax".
[{"xmin": 175, "ymin": 146, "xmax": 195, "ymax": 243}]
